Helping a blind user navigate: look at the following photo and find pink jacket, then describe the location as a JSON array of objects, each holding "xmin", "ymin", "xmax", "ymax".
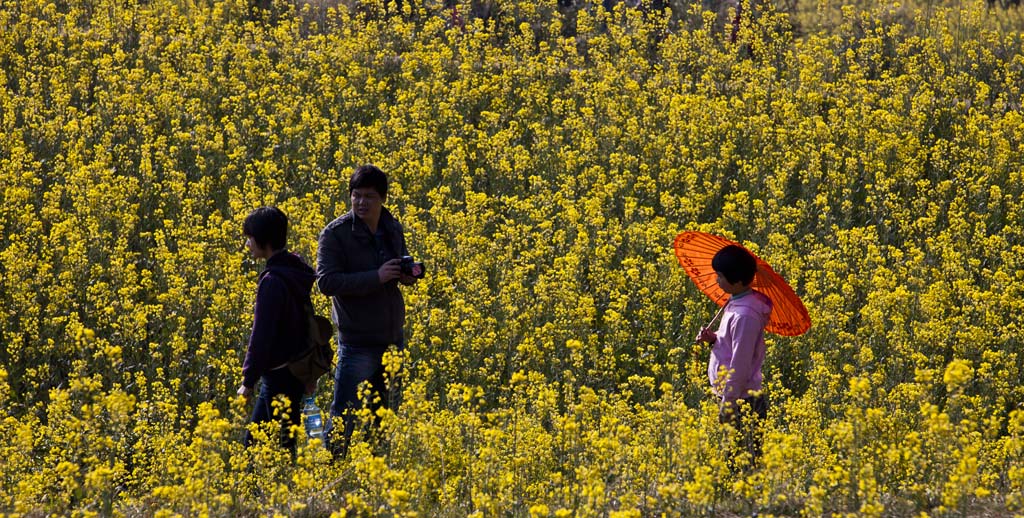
[{"xmin": 708, "ymin": 290, "xmax": 773, "ymax": 402}]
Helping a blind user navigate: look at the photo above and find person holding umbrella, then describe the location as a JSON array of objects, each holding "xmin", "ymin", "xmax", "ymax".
[
  {"xmin": 676, "ymin": 231, "xmax": 810, "ymax": 465},
  {"xmin": 694, "ymin": 244, "xmax": 772, "ymax": 440}
]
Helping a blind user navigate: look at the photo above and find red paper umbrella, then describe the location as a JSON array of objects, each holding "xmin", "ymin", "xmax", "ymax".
[{"xmin": 673, "ymin": 231, "xmax": 811, "ymax": 336}]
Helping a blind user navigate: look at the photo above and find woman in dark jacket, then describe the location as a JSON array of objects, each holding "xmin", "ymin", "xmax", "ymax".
[{"xmin": 239, "ymin": 206, "xmax": 316, "ymax": 448}]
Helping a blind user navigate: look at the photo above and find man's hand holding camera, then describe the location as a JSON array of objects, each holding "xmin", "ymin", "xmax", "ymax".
[{"xmin": 378, "ymin": 256, "xmax": 425, "ymax": 286}]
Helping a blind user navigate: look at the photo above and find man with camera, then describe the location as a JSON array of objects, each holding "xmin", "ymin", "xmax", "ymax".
[{"xmin": 316, "ymin": 164, "xmax": 423, "ymax": 454}]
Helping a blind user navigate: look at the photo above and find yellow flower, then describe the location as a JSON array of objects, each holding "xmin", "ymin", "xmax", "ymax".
[
  {"xmin": 529, "ymin": 504, "xmax": 550, "ymax": 517},
  {"xmin": 943, "ymin": 359, "xmax": 974, "ymax": 392}
]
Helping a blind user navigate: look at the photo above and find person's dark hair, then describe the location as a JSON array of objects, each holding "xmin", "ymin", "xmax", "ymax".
[
  {"xmin": 243, "ymin": 206, "xmax": 288, "ymax": 250},
  {"xmin": 349, "ymin": 164, "xmax": 388, "ymax": 199},
  {"xmin": 712, "ymin": 244, "xmax": 757, "ymax": 285}
]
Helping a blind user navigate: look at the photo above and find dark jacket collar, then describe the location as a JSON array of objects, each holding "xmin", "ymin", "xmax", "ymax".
[
  {"xmin": 350, "ymin": 207, "xmax": 398, "ymax": 236},
  {"xmin": 266, "ymin": 249, "xmax": 303, "ymax": 268},
  {"xmin": 260, "ymin": 250, "xmax": 315, "ymax": 282}
]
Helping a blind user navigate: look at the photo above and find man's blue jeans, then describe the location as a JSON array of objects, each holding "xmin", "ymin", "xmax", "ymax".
[{"xmin": 327, "ymin": 343, "xmax": 402, "ymax": 453}]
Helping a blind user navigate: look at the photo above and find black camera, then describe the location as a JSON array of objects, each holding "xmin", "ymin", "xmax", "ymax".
[{"xmin": 400, "ymin": 255, "xmax": 426, "ymax": 279}]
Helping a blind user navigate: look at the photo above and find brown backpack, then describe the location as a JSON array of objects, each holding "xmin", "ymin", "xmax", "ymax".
[{"xmin": 288, "ymin": 297, "xmax": 334, "ymax": 393}]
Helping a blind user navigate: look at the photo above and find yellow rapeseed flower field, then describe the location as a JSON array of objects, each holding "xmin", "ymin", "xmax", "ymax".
[{"xmin": 2, "ymin": 0, "xmax": 1023, "ymax": 515}]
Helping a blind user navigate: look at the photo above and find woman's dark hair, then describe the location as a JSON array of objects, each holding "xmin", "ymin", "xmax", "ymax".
[
  {"xmin": 243, "ymin": 206, "xmax": 288, "ymax": 250},
  {"xmin": 348, "ymin": 164, "xmax": 388, "ymax": 198},
  {"xmin": 712, "ymin": 244, "xmax": 757, "ymax": 285}
]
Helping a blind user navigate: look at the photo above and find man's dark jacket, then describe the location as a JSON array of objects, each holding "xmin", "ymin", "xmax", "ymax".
[
  {"xmin": 316, "ymin": 207, "xmax": 408, "ymax": 346},
  {"xmin": 242, "ymin": 251, "xmax": 316, "ymax": 389}
]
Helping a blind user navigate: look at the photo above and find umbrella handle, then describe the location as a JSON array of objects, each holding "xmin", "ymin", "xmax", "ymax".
[{"xmin": 693, "ymin": 305, "xmax": 727, "ymax": 345}]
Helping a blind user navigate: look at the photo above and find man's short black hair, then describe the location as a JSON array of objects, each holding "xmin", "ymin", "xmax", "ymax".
[
  {"xmin": 243, "ymin": 206, "xmax": 288, "ymax": 250},
  {"xmin": 712, "ymin": 244, "xmax": 757, "ymax": 285},
  {"xmin": 349, "ymin": 164, "xmax": 388, "ymax": 199}
]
